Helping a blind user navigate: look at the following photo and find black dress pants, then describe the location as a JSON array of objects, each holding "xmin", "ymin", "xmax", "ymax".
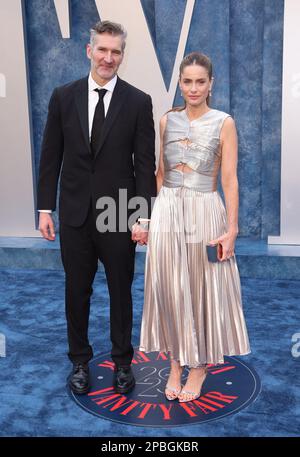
[{"xmin": 59, "ymin": 204, "xmax": 136, "ymax": 367}]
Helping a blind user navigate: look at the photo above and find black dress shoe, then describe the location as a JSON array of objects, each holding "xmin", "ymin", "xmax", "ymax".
[
  {"xmin": 68, "ymin": 363, "xmax": 90, "ymax": 395},
  {"xmin": 113, "ymin": 365, "xmax": 135, "ymax": 394}
]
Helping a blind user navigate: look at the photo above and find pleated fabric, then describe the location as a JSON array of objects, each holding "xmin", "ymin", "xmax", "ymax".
[{"xmin": 139, "ymin": 186, "xmax": 251, "ymax": 367}]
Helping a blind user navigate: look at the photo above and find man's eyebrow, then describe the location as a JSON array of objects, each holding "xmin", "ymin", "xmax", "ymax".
[{"xmin": 96, "ymin": 46, "xmax": 121, "ymax": 51}]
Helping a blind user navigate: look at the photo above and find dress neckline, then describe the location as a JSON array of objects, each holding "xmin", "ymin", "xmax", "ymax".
[{"xmin": 183, "ymin": 108, "xmax": 214, "ymax": 123}]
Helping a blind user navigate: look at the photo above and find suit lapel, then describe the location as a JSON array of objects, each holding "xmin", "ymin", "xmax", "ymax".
[
  {"xmin": 75, "ymin": 76, "xmax": 90, "ymax": 153},
  {"xmin": 94, "ymin": 77, "xmax": 128, "ymax": 158}
]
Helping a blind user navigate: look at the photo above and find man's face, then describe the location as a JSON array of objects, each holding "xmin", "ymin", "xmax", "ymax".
[{"xmin": 87, "ymin": 32, "xmax": 124, "ymax": 85}]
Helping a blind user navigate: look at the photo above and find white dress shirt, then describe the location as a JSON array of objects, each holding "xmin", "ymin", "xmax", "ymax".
[
  {"xmin": 39, "ymin": 73, "xmax": 117, "ymax": 213},
  {"xmin": 88, "ymin": 72, "xmax": 117, "ymax": 139}
]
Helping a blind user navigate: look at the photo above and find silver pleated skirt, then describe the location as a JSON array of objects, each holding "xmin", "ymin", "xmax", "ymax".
[{"xmin": 139, "ymin": 186, "xmax": 251, "ymax": 367}]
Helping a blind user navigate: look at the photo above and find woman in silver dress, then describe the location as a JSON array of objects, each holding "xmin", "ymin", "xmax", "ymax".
[{"xmin": 135, "ymin": 52, "xmax": 250, "ymax": 402}]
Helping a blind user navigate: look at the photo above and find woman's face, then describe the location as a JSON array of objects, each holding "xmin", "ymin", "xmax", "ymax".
[{"xmin": 179, "ymin": 64, "xmax": 213, "ymax": 108}]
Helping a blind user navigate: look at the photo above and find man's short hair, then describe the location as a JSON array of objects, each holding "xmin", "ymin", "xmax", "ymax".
[{"xmin": 90, "ymin": 20, "xmax": 127, "ymax": 51}]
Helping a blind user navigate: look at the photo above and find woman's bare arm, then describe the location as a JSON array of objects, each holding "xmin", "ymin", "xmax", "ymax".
[{"xmin": 156, "ymin": 114, "xmax": 167, "ymax": 193}]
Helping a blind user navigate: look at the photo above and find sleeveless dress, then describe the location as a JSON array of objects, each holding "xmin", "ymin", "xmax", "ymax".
[{"xmin": 139, "ymin": 108, "xmax": 251, "ymax": 367}]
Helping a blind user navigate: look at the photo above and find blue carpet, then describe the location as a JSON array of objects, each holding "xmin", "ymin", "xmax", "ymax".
[{"xmin": 0, "ymin": 268, "xmax": 299, "ymax": 436}]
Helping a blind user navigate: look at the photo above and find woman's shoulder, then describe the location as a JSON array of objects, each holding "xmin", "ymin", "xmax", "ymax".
[
  {"xmin": 211, "ymin": 108, "xmax": 232, "ymax": 119},
  {"xmin": 164, "ymin": 108, "xmax": 186, "ymax": 127},
  {"xmin": 210, "ymin": 109, "xmax": 235, "ymax": 133}
]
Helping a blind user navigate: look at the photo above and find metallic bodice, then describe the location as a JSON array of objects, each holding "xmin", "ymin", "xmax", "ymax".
[{"xmin": 163, "ymin": 108, "xmax": 231, "ymax": 192}]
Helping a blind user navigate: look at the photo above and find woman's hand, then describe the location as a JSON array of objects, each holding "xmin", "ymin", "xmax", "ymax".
[
  {"xmin": 131, "ymin": 223, "xmax": 149, "ymax": 245},
  {"xmin": 208, "ymin": 231, "xmax": 238, "ymax": 261}
]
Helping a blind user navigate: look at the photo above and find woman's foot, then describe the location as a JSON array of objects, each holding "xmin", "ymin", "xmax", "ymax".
[
  {"xmin": 165, "ymin": 360, "xmax": 183, "ymax": 400},
  {"xmin": 178, "ymin": 366, "xmax": 207, "ymax": 403}
]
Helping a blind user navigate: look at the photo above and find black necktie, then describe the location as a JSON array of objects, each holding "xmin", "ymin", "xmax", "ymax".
[{"xmin": 91, "ymin": 88, "xmax": 107, "ymax": 156}]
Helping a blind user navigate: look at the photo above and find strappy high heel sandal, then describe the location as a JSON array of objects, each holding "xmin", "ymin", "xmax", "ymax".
[
  {"xmin": 165, "ymin": 364, "xmax": 183, "ymax": 401},
  {"xmin": 178, "ymin": 366, "xmax": 207, "ymax": 403},
  {"xmin": 165, "ymin": 385, "xmax": 182, "ymax": 401}
]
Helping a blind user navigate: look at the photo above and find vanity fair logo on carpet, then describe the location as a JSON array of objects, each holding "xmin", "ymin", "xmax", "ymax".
[{"xmin": 69, "ymin": 349, "xmax": 261, "ymax": 427}]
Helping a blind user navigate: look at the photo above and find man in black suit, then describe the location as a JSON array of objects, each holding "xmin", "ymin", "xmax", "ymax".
[{"xmin": 37, "ymin": 20, "xmax": 156, "ymax": 395}]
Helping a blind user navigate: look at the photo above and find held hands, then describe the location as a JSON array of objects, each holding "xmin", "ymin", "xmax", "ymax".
[
  {"xmin": 131, "ymin": 221, "xmax": 149, "ymax": 245},
  {"xmin": 208, "ymin": 230, "xmax": 238, "ymax": 261},
  {"xmin": 39, "ymin": 213, "xmax": 55, "ymax": 241}
]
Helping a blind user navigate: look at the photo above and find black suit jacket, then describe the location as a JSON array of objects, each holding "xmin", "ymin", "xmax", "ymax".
[{"xmin": 37, "ymin": 76, "xmax": 156, "ymax": 227}]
